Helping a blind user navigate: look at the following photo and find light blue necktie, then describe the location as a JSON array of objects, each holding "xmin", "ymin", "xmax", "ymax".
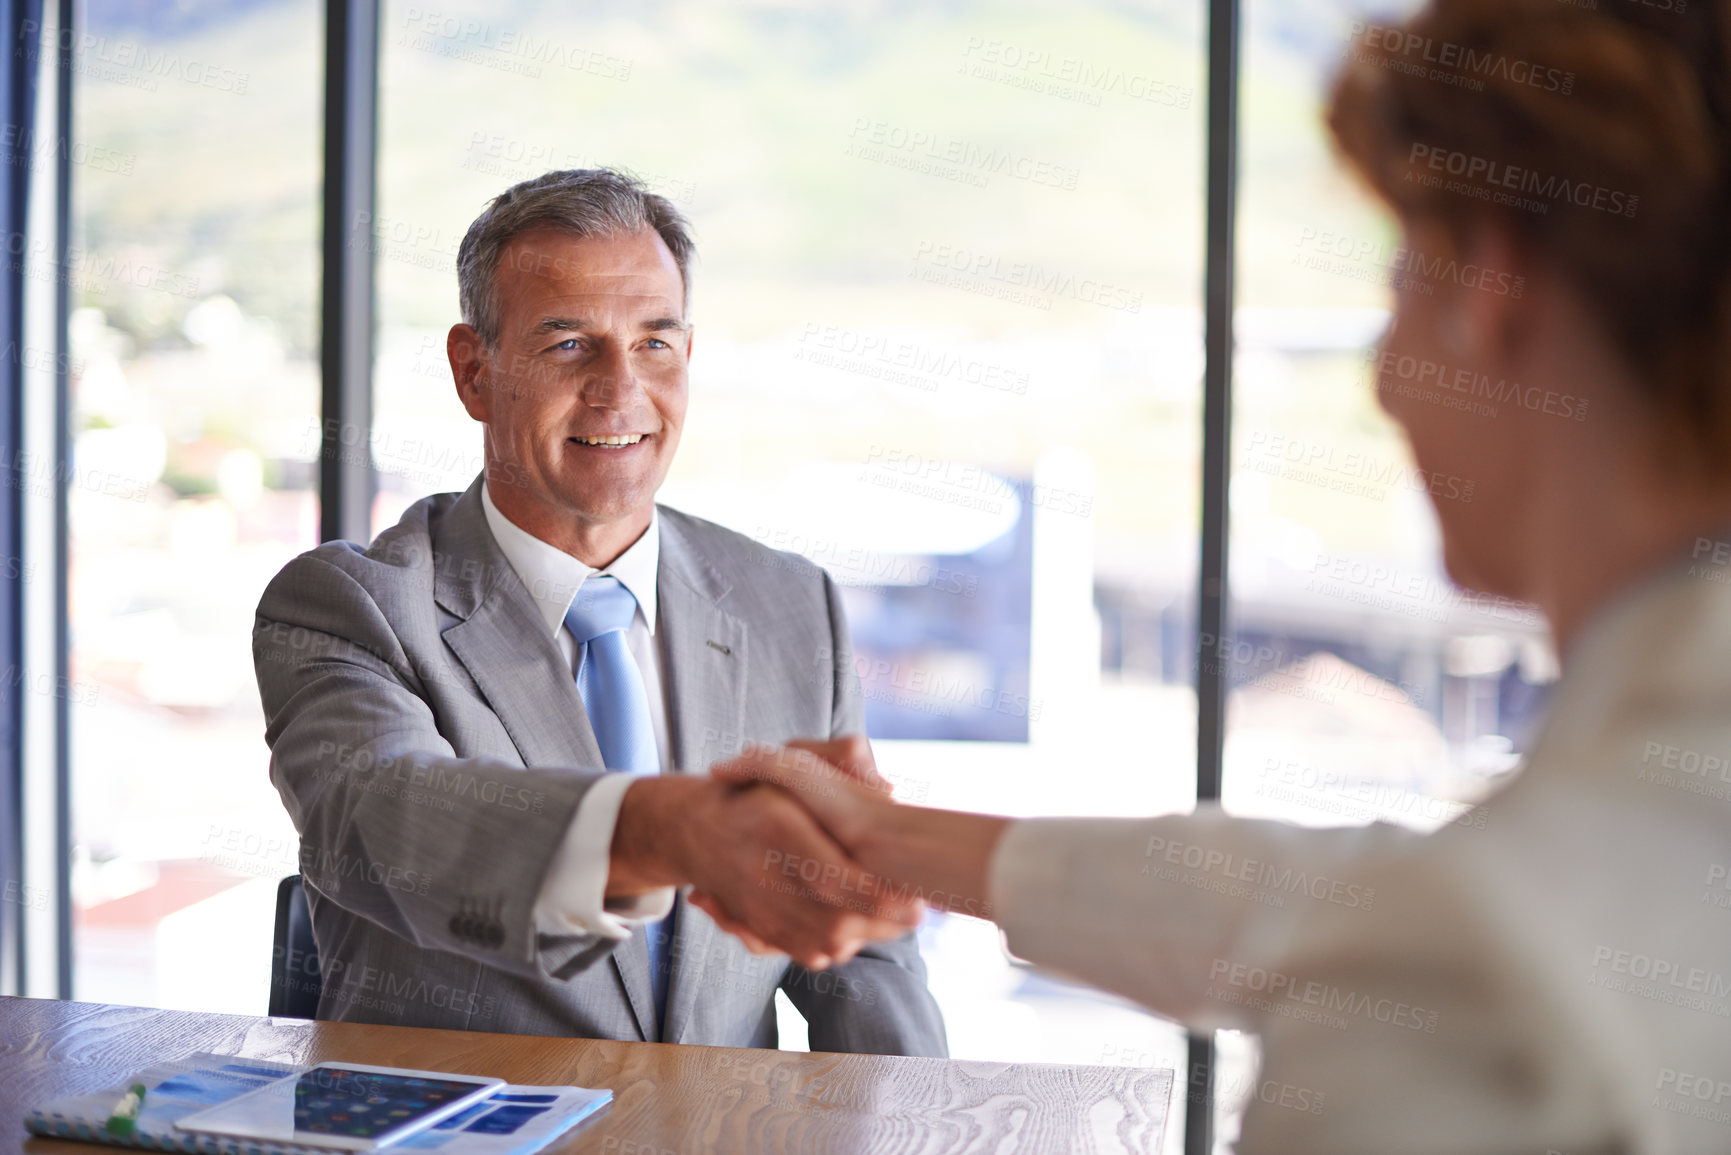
[{"xmin": 564, "ymin": 575, "xmax": 673, "ymax": 1036}]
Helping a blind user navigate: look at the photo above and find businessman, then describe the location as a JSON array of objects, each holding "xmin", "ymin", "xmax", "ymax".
[{"xmin": 252, "ymin": 168, "xmax": 946, "ymax": 1054}]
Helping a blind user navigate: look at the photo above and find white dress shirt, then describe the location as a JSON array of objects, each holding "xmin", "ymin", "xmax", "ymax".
[
  {"xmin": 480, "ymin": 484, "xmax": 677, "ymax": 941},
  {"xmin": 989, "ymin": 553, "xmax": 1731, "ymax": 1153}
]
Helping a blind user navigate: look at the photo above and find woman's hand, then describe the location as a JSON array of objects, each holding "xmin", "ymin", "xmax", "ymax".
[
  {"xmin": 709, "ymin": 738, "xmax": 895, "ymax": 856},
  {"xmin": 695, "ymin": 736, "xmax": 1010, "ymax": 945},
  {"xmin": 686, "ymin": 736, "xmax": 908, "ymax": 961},
  {"xmin": 784, "ymin": 734, "xmax": 893, "ymax": 795}
]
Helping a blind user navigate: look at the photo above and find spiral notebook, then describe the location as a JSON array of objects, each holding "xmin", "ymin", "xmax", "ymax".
[{"xmin": 25, "ymin": 1052, "xmax": 611, "ymax": 1155}]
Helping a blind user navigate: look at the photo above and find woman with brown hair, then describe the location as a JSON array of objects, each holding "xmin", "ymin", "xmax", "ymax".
[{"xmin": 698, "ymin": 2, "xmax": 1731, "ymax": 1150}]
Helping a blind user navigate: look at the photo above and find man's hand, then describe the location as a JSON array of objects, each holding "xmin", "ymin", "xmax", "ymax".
[
  {"xmin": 607, "ymin": 774, "xmax": 919, "ymax": 970},
  {"xmin": 783, "ymin": 733, "xmax": 894, "ymax": 795}
]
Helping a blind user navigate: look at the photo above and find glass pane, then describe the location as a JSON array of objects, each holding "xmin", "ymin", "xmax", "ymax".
[
  {"xmin": 69, "ymin": 0, "xmax": 322, "ymax": 1012},
  {"xmin": 376, "ymin": 2, "xmax": 1203, "ymax": 1143},
  {"xmin": 1226, "ymin": 3, "xmax": 1557, "ymax": 1146},
  {"xmin": 1232, "ymin": 0, "xmax": 1553, "ymax": 827}
]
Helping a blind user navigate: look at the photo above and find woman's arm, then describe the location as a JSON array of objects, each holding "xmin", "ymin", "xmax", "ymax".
[
  {"xmin": 701, "ymin": 742, "xmax": 1423, "ymax": 1027},
  {"xmin": 853, "ymin": 798, "xmax": 1011, "ymax": 918}
]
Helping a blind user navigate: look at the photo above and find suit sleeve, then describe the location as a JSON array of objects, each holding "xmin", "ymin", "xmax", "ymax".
[
  {"xmin": 254, "ymin": 552, "xmax": 616, "ymax": 982},
  {"xmin": 782, "ymin": 569, "xmax": 950, "ymax": 1057}
]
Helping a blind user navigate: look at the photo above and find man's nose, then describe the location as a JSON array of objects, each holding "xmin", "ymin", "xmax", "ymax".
[{"xmin": 579, "ymin": 345, "xmax": 642, "ymax": 410}]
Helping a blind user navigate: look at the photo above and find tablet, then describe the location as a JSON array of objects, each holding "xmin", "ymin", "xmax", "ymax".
[{"xmin": 176, "ymin": 1062, "xmax": 505, "ymax": 1152}]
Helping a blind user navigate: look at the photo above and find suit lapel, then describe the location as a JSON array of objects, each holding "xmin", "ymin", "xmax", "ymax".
[
  {"xmin": 432, "ymin": 489, "xmax": 745, "ymax": 1044},
  {"xmin": 433, "ymin": 479, "xmax": 605, "ymax": 771},
  {"xmin": 435, "ymin": 482, "xmax": 657, "ymax": 1040},
  {"xmin": 655, "ymin": 510, "xmax": 748, "ymax": 1045}
]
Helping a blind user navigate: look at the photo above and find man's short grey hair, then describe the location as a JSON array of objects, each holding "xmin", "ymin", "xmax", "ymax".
[{"xmin": 456, "ymin": 168, "xmax": 695, "ymax": 349}]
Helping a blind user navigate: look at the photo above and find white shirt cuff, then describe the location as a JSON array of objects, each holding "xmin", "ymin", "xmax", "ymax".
[{"xmin": 532, "ymin": 772, "xmax": 676, "ymax": 941}]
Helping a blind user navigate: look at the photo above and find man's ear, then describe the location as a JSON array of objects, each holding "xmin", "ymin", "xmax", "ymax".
[
  {"xmin": 1455, "ymin": 220, "xmax": 1530, "ymax": 365},
  {"xmin": 448, "ymin": 323, "xmax": 490, "ymax": 422}
]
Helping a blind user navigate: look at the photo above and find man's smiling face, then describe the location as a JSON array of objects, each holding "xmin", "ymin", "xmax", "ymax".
[{"xmin": 453, "ymin": 226, "xmax": 690, "ymax": 556}]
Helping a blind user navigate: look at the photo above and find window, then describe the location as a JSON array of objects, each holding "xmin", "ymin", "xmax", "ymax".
[
  {"xmin": 373, "ymin": 4, "xmax": 1203, "ymax": 1148},
  {"xmin": 68, "ymin": 0, "xmax": 322, "ymax": 1012},
  {"xmin": 1229, "ymin": 0, "xmax": 1549, "ymax": 862},
  {"xmin": 1214, "ymin": 2, "xmax": 1553, "ymax": 1144},
  {"xmin": 3, "ymin": 3, "xmax": 1546, "ymax": 1152}
]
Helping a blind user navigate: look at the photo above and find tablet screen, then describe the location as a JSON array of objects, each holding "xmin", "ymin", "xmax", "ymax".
[
  {"xmin": 179, "ymin": 1065, "xmax": 498, "ymax": 1148},
  {"xmin": 292, "ymin": 1068, "xmax": 485, "ymax": 1139}
]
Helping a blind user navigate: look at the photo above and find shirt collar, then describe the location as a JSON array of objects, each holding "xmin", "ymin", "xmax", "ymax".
[{"xmin": 480, "ymin": 481, "xmax": 660, "ymax": 637}]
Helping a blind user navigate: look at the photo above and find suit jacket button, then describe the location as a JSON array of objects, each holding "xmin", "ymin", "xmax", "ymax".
[{"xmin": 449, "ymin": 913, "xmax": 471, "ymax": 941}]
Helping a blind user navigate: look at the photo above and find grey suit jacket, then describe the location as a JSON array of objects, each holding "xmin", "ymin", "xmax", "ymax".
[{"xmin": 252, "ymin": 477, "xmax": 946, "ymax": 1056}]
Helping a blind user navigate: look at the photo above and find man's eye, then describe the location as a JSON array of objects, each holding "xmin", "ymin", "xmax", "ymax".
[
  {"xmin": 644, "ymin": 338, "xmax": 669, "ymax": 350},
  {"xmin": 552, "ymin": 338, "xmax": 579, "ymax": 352}
]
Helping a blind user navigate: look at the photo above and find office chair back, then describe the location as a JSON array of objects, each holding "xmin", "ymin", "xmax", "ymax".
[{"xmin": 269, "ymin": 874, "xmax": 323, "ymax": 1018}]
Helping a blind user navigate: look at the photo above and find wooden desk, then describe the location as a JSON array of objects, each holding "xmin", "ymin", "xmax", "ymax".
[{"xmin": 0, "ymin": 998, "xmax": 1172, "ymax": 1154}]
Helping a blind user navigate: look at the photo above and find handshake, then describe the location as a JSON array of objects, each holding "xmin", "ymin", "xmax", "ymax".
[{"xmin": 604, "ymin": 736, "xmax": 967, "ymax": 971}]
